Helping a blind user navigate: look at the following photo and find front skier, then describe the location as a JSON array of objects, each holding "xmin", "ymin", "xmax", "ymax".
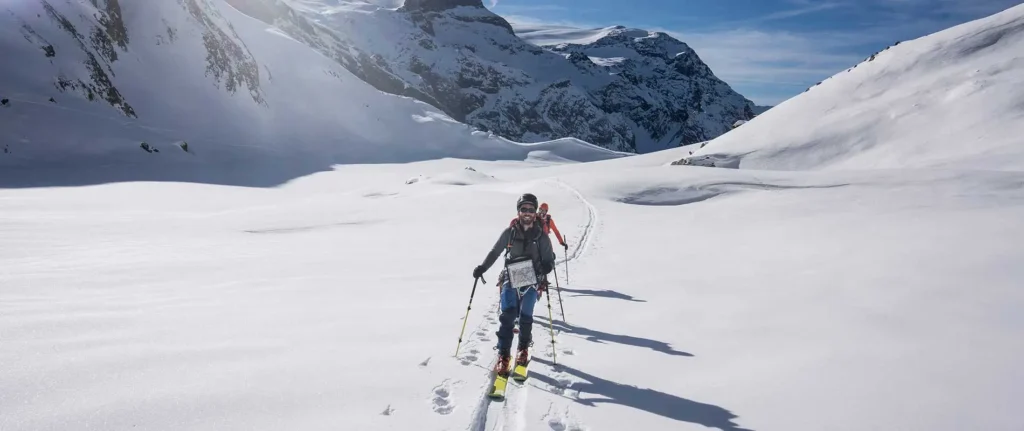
[{"xmin": 473, "ymin": 193, "xmax": 556, "ymax": 375}]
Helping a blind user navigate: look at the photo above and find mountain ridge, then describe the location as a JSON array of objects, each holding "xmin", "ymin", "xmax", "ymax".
[{"xmin": 231, "ymin": 0, "xmax": 763, "ymax": 152}]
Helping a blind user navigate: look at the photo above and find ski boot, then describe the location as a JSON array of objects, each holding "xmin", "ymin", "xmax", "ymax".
[
  {"xmin": 493, "ymin": 354, "xmax": 512, "ymax": 377},
  {"xmin": 516, "ymin": 347, "xmax": 529, "ymax": 366},
  {"xmin": 512, "ymin": 345, "xmax": 531, "ymax": 382}
]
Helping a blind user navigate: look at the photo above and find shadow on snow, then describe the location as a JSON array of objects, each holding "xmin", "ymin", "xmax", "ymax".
[
  {"xmin": 531, "ymin": 357, "xmax": 754, "ymax": 431},
  {"xmin": 536, "ymin": 316, "xmax": 693, "ymax": 357},
  {"xmin": 556, "ymin": 286, "xmax": 646, "ymax": 302}
]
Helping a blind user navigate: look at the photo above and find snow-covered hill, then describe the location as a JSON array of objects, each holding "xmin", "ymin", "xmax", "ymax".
[
  {"xmin": 223, "ymin": 0, "xmax": 761, "ymax": 153},
  {"xmin": 0, "ymin": 0, "xmax": 626, "ymax": 186},
  {"xmin": 681, "ymin": 4, "xmax": 1024, "ymax": 171}
]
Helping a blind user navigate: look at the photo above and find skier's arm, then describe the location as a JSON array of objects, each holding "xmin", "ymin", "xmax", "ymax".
[
  {"xmin": 479, "ymin": 227, "xmax": 512, "ymax": 272},
  {"xmin": 537, "ymin": 234, "xmax": 556, "ymax": 275},
  {"xmin": 549, "ymin": 217, "xmax": 565, "ymax": 246}
]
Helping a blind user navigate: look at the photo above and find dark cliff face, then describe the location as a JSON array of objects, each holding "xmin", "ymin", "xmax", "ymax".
[
  {"xmin": 401, "ymin": 0, "xmax": 485, "ymax": 12},
  {"xmin": 402, "ymin": 0, "xmax": 515, "ymax": 35},
  {"xmin": 542, "ymin": 28, "xmax": 760, "ymax": 151}
]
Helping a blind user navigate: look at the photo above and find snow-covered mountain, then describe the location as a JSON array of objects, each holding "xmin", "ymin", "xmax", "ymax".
[
  {"xmin": 0, "ymin": 0, "xmax": 626, "ymax": 185},
  {"xmin": 222, "ymin": 0, "xmax": 762, "ymax": 153},
  {"xmin": 680, "ymin": 4, "xmax": 1024, "ymax": 171}
]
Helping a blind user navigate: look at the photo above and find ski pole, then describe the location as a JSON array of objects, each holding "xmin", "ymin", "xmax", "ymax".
[
  {"xmin": 455, "ymin": 275, "xmax": 485, "ymax": 357},
  {"xmin": 546, "ymin": 286, "xmax": 557, "ymax": 365},
  {"xmin": 553, "ymin": 266, "xmax": 565, "ymax": 322},
  {"xmin": 564, "ymin": 235, "xmax": 571, "ymax": 285}
]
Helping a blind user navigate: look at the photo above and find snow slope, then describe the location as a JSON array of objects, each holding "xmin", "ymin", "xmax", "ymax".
[
  {"xmin": 3, "ymin": 4, "xmax": 1024, "ymax": 431},
  {"xmin": 0, "ymin": 0, "xmax": 625, "ymax": 187},
  {"xmin": 683, "ymin": 4, "xmax": 1024, "ymax": 171}
]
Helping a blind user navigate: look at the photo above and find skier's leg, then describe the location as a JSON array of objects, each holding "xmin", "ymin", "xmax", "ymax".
[
  {"xmin": 516, "ymin": 286, "xmax": 539, "ymax": 351},
  {"xmin": 495, "ymin": 279, "xmax": 520, "ymax": 357}
]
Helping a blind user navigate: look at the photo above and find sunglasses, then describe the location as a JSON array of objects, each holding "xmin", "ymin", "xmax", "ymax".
[{"xmin": 518, "ymin": 206, "xmax": 537, "ymax": 213}]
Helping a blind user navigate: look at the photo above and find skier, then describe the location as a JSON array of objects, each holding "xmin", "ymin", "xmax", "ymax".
[
  {"xmin": 473, "ymin": 193, "xmax": 556, "ymax": 375},
  {"xmin": 507, "ymin": 203, "xmax": 567, "ymax": 252},
  {"xmin": 537, "ymin": 203, "xmax": 568, "ymax": 252}
]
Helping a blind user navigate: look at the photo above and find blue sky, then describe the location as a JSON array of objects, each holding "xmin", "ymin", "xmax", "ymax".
[{"xmin": 490, "ymin": 0, "xmax": 1023, "ymax": 105}]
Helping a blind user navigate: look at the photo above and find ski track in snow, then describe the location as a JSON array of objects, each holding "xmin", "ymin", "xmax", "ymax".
[
  {"xmin": 550, "ymin": 178, "xmax": 598, "ymax": 267},
  {"xmin": 466, "ymin": 178, "xmax": 597, "ymax": 431}
]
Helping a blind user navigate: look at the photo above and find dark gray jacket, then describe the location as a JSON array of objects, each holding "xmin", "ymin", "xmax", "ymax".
[{"xmin": 479, "ymin": 220, "xmax": 556, "ymax": 276}]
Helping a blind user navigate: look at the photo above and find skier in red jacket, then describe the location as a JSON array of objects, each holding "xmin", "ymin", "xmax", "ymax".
[{"xmin": 537, "ymin": 203, "xmax": 567, "ymax": 251}]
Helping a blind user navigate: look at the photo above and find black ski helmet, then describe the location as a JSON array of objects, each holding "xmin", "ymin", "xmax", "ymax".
[{"xmin": 517, "ymin": 193, "xmax": 538, "ymax": 210}]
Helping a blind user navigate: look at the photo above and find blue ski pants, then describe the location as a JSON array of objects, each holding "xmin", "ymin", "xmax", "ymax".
[{"xmin": 496, "ymin": 276, "xmax": 539, "ymax": 356}]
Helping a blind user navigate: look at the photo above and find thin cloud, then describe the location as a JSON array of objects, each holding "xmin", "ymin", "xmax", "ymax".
[
  {"xmin": 504, "ymin": 14, "xmax": 606, "ymax": 36},
  {"xmin": 665, "ymin": 28, "xmax": 868, "ymax": 103},
  {"xmin": 829, "ymin": 0, "xmax": 1021, "ymax": 25},
  {"xmin": 719, "ymin": 1, "xmax": 848, "ymax": 26}
]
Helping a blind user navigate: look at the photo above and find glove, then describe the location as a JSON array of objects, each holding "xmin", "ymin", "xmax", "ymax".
[
  {"xmin": 473, "ymin": 265, "xmax": 486, "ymax": 279},
  {"xmin": 562, "ymin": 242, "xmax": 568, "ymax": 251}
]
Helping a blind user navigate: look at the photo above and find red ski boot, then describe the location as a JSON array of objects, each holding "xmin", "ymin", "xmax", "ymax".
[
  {"xmin": 493, "ymin": 354, "xmax": 512, "ymax": 377},
  {"xmin": 516, "ymin": 348, "xmax": 530, "ymax": 366}
]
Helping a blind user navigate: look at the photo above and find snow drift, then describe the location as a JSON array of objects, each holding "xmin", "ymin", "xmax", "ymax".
[{"xmin": 683, "ymin": 3, "xmax": 1024, "ymax": 171}]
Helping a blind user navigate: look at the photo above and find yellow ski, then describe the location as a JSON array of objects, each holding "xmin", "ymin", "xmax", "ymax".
[
  {"xmin": 512, "ymin": 357, "xmax": 530, "ymax": 382},
  {"xmin": 488, "ymin": 357, "xmax": 512, "ymax": 400},
  {"xmin": 488, "ymin": 372, "xmax": 509, "ymax": 400}
]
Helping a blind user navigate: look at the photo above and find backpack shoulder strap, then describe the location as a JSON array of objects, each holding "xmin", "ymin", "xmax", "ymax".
[{"xmin": 503, "ymin": 221, "xmax": 517, "ymax": 259}]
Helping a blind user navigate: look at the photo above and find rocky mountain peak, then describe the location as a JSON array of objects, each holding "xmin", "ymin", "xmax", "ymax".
[
  {"xmin": 401, "ymin": 0, "xmax": 514, "ymax": 36},
  {"xmin": 568, "ymin": 27, "xmax": 691, "ymax": 62},
  {"xmin": 402, "ymin": 0, "xmax": 484, "ymax": 12}
]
